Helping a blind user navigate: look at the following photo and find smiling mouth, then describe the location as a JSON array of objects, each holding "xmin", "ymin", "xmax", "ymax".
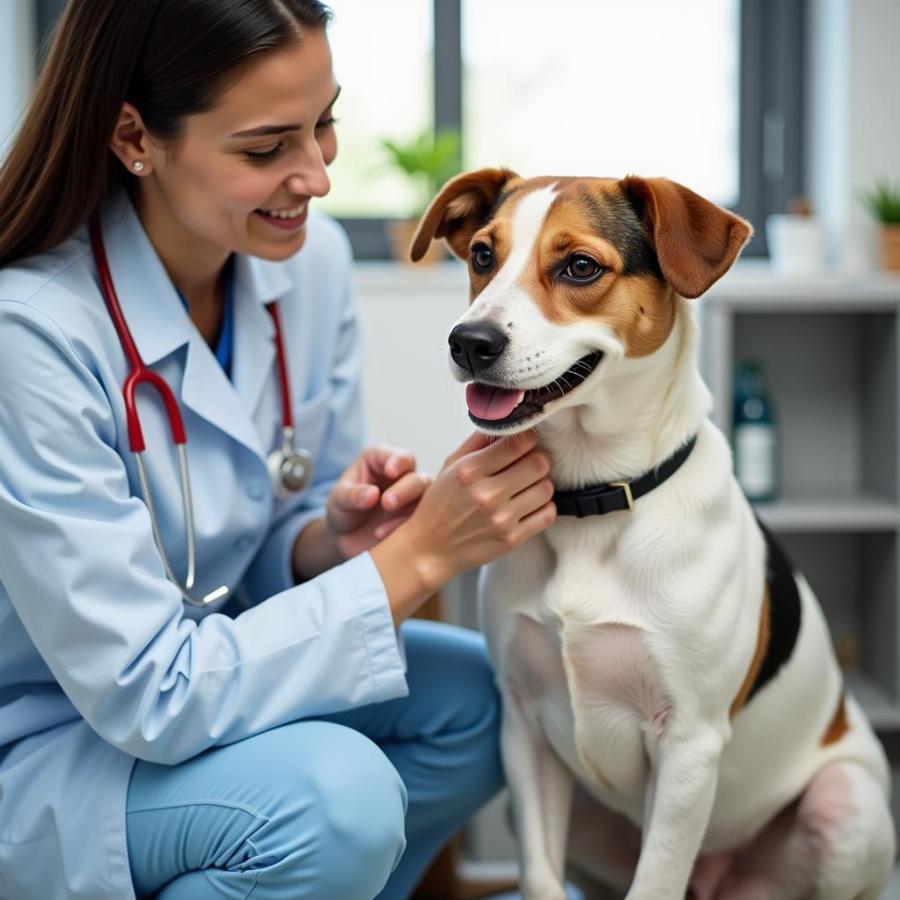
[{"xmin": 465, "ymin": 351, "xmax": 604, "ymax": 427}]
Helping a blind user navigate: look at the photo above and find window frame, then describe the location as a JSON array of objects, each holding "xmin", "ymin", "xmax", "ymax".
[{"xmin": 36, "ymin": 0, "xmax": 804, "ymax": 259}]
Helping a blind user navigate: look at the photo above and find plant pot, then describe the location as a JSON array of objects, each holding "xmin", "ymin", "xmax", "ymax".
[
  {"xmin": 766, "ymin": 214, "xmax": 825, "ymax": 274},
  {"xmin": 385, "ymin": 218, "xmax": 446, "ymax": 265},
  {"xmin": 879, "ymin": 224, "xmax": 900, "ymax": 272}
]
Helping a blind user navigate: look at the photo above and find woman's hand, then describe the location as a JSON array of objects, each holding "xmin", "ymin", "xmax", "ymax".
[
  {"xmin": 325, "ymin": 445, "xmax": 431, "ymax": 559},
  {"xmin": 291, "ymin": 445, "xmax": 430, "ymax": 583},
  {"xmin": 370, "ymin": 429, "xmax": 557, "ymax": 624}
]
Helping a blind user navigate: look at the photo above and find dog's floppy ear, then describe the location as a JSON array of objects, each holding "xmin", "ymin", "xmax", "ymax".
[
  {"xmin": 621, "ymin": 176, "xmax": 753, "ymax": 299},
  {"xmin": 410, "ymin": 167, "xmax": 518, "ymax": 262}
]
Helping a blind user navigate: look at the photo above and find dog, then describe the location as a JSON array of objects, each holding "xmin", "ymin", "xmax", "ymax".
[{"xmin": 410, "ymin": 169, "xmax": 896, "ymax": 900}]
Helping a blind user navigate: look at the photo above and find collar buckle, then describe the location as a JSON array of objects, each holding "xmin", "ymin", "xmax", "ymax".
[{"xmin": 609, "ymin": 481, "xmax": 634, "ymax": 511}]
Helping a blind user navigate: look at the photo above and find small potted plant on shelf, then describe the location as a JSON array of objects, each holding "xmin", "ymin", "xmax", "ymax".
[
  {"xmin": 862, "ymin": 178, "xmax": 900, "ymax": 272},
  {"xmin": 379, "ymin": 128, "xmax": 461, "ymax": 264}
]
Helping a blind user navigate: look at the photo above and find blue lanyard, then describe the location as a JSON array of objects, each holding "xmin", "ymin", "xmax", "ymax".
[{"xmin": 175, "ymin": 255, "xmax": 235, "ymax": 378}]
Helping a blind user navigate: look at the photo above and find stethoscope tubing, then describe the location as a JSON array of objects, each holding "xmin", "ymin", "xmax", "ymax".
[
  {"xmin": 89, "ymin": 215, "xmax": 312, "ymax": 605},
  {"xmin": 90, "ymin": 217, "xmax": 227, "ymax": 606},
  {"xmin": 90, "ymin": 218, "xmax": 188, "ymax": 452},
  {"xmin": 266, "ymin": 302, "xmax": 294, "ymax": 432}
]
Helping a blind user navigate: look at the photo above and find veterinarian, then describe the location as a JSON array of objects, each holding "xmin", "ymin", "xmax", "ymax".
[{"xmin": 0, "ymin": 2, "xmax": 559, "ymax": 898}]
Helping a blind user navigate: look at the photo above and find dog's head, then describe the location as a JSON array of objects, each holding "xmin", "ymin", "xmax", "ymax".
[{"xmin": 411, "ymin": 169, "xmax": 752, "ymax": 433}]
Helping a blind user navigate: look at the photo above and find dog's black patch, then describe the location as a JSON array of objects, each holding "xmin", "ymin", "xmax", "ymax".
[
  {"xmin": 580, "ymin": 188, "xmax": 662, "ymax": 279},
  {"xmin": 745, "ymin": 518, "xmax": 802, "ymax": 705},
  {"xmin": 484, "ymin": 186, "xmax": 522, "ymax": 225}
]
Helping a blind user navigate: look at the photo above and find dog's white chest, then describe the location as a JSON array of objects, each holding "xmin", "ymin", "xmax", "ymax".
[{"xmin": 483, "ymin": 540, "xmax": 668, "ymax": 818}]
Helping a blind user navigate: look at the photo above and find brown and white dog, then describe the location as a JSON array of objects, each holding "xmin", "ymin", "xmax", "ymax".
[{"xmin": 411, "ymin": 169, "xmax": 895, "ymax": 900}]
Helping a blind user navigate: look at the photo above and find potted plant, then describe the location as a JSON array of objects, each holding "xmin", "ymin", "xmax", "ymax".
[
  {"xmin": 862, "ymin": 178, "xmax": 900, "ymax": 272},
  {"xmin": 379, "ymin": 128, "xmax": 461, "ymax": 263}
]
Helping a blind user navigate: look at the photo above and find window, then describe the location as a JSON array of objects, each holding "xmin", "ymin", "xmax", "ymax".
[
  {"xmin": 0, "ymin": 4, "xmax": 34, "ymax": 160},
  {"xmin": 334, "ymin": 0, "xmax": 805, "ymax": 258},
  {"xmin": 33, "ymin": 0, "xmax": 806, "ymax": 258},
  {"xmin": 319, "ymin": 0, "xmax": 432, "ymax": 218},
  {"xmin": 461, "ymin": 0, "xmax": 740, "ymax": 208}
]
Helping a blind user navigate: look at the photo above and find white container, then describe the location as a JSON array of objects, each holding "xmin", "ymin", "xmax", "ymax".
[{"xmin": 766, "ymin": 214, "xmax": 826, "ymax": 275}]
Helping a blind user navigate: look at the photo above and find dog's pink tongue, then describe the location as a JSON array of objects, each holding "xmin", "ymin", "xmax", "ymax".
[{"xmin": 466, "ymin": 383, "xmax": 525, "ymax": 420}]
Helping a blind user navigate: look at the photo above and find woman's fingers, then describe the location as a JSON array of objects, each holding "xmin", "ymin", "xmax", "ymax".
[
  {"xmin": 506, "ymin": 477, "xmax": 556, "ymax": 524},
  {"xmin": 332, "ymin": 480, "xmax": 381, "ymax": 513},
  {"xmin": 486, "ymin": 447, "xmax": 552, "ymax": 501},
  {"xmin": 509, "ymin": 496, "xmax": 558, "ymax": 544},
  {"xmin": 442, "ymin": 430, "xmax": 495, "ymax": 469},
  {"xmin": 381, "ymin": 472, "xmax": 431, "ymax": 511},
  {"xmin": 468, "ymin": 429, "xmax": 539, "ymax": 476},
  {"xmin": 362, "ymin": 445, "xmax": 417, "ymax": 481}
]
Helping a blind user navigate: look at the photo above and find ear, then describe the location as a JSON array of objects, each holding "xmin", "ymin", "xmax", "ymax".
[
  {"xmin": 410, "ymin": 167, "xmax": 518, "ymax": 262},
  {"xmin": 620, "ymin": 176, "xmax": 753, "ymax": 298},
  {"xmin": 108, "ymin": 102, "xmax": 155, "ymax": 176}
]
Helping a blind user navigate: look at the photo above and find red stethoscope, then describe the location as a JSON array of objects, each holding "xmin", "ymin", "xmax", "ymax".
[{"xmin": 89, "ymin": 218, "xmax": 313, "ymax": 606}]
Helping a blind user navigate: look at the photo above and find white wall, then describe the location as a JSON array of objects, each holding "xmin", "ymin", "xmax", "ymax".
[
  {"xmin": 807, "ymin": 0, "xmax": 900, "ymax": 270},
  {"xmin": 356, "ymin": 262, "xmax": 473, "ymax": 479},
  {"xmin": 0, "ymin": 1, "xmax": 35, "ymax": 159}
]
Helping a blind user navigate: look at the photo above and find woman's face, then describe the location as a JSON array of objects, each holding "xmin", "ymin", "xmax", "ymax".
[{"xmin": 142, "ymin": 27, "xmax": 339, "ymax": 261}]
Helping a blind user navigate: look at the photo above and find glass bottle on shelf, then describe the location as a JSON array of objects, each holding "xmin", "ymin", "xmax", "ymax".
[{"xmin": 733, "ymin": 361, "xmax": 778, "ymax": 502}]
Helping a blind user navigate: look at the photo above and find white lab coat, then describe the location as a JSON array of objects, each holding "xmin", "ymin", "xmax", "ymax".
[{"xmin": 0, "ymin": 191, "xmax": 408, "ymax": 899}]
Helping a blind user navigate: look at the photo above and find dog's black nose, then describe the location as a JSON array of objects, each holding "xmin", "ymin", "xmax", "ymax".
[{"xmin": 448, "ymin": 323, "xmax": 509, "ymax": 375}]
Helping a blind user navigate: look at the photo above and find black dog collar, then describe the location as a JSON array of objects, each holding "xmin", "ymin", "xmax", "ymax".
[{"xmin": 552, "ymin": 435, "xmax": 698, "ymax": 517}]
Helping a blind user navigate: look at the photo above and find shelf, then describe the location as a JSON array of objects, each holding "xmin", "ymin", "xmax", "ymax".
[
  {"xmin": 709, "ymin": 261, "xmax": 900, "ymax": 311},
  {"xmin": 846, "ymin": 672, "xmax": 900, "ymax": 731},
  {"xmin": 754, "ymin": 492, "xmax": 900, "ymax": 532}
]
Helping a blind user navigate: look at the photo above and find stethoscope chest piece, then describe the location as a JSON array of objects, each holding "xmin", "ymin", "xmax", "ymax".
[{"xmin": 268, "ymin": 427, "xmax": 313, "ymax": 498}]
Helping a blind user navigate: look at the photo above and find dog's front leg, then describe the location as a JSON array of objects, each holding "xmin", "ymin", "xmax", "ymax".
[
  {"xmin": 502, "ymin": 686, "xmax": 574, "ymax": 900},
  {"xmin": 627, "ymin": 729, "xmax": 723, "ymax": 900}
]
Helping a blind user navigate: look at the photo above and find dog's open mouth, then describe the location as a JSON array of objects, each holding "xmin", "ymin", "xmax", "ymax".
[{"xmin": 465, "ymin": 351, "xmax": 604, "ymax": 427}]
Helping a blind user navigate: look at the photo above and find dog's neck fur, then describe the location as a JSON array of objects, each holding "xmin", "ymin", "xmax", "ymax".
[{"xmin": 536, "ymin": 297, "xmax": 712, "ymax": 492}]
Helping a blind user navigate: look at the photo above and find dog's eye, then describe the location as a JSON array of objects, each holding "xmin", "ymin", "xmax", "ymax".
[
  {"xmin": 471, "ymin": 243, "xmax": 494, "ymax": 272},
  {"xmin": 563, "ymin": 255, "xmax": 604, "ymax": 282}
]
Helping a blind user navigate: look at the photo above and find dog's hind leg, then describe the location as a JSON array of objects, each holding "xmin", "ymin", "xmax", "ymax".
[{"xmin": 714, "ymin": 760, "xmax": 894, "ymax": 900}]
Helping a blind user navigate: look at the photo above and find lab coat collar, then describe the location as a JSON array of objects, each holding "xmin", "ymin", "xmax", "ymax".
[
  {"xmin": 231, "ymin": 254, "xmax": 288, "ymax": 418},
  {"xmin": 100, "ymin": 190, "xmax": 192, "ymax": 367},
  {"xmin": 99, "ymin": 191, "xmax": 293, "ymax": 457}
]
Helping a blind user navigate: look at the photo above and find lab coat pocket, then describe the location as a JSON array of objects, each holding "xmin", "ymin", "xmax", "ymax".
[{"xmin": 290, "ymin": 386, "xmax": 333, "ymax": 474}]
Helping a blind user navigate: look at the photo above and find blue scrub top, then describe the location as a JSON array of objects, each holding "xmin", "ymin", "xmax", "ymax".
[{"xmin": 174, "ymin": 254, "xmax": 235, "ymax": 377}]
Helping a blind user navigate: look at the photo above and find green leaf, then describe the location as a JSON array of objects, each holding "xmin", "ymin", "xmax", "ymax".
[
  {"xmin": 377, "ymin": 128, "xmax": 463, "ymax": 214},
  {"xmin": 861, "ymin": 178, "xmax": 900, "ymax": 224}
]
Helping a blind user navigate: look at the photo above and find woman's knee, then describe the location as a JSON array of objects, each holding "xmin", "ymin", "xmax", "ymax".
[
  {"xmin": 303, "ymin": 722, "xmax": 408, "ymax": 867},
  {"xmin": 129, "ymin": 721, "xmax": 408, "ymax": 900},
  {"xmin": 244, "ymin": 721, "xmax": 408, "ymax": 897}
]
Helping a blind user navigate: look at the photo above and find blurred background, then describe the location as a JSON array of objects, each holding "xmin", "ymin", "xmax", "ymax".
[{"xmin": 2, "ymin": 1, "xmax": 900, "ymax": 896}]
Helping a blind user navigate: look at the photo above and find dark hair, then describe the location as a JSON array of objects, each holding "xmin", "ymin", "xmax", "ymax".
[{"xmin": 0, "ymin": 0, "xmax": 332, "ymax": 267}]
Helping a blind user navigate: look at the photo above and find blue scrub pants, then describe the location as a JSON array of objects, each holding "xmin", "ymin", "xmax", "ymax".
[{"xmin": 125, "ymin": 620, "xmax": 503, "ymax": 899}]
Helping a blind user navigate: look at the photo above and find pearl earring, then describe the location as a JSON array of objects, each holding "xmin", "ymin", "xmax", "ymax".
[{"xmin": 132, "ymin": 161, "xmax": 145, "ymax": 173}]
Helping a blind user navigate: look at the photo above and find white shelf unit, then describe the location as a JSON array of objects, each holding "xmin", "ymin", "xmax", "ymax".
[{"xmin": 702, "ymin": 267, "xmax": 900, "ymax": 741}]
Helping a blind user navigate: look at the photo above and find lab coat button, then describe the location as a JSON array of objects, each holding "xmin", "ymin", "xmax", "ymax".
[
  {"xmin": 235, "ymin": 536, "xmax": 253, "ymax": 552},
  {"xmin": 246, "ymin": 482, "xmax": 265, "ymax": 501}
]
